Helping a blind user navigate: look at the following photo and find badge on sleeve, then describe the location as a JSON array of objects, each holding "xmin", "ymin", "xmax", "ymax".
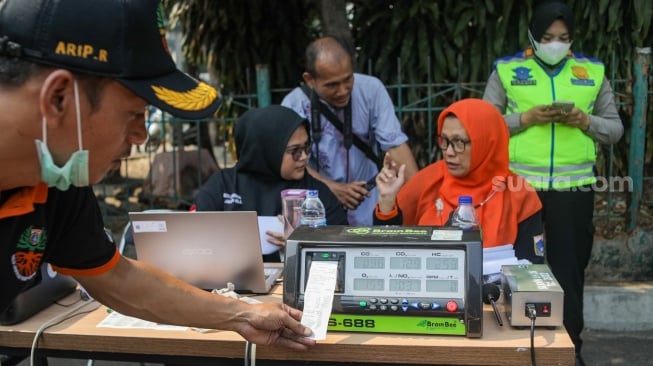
[{"xmin": 533, "ymin": 234, "xmax": 545, "ymax": 257}]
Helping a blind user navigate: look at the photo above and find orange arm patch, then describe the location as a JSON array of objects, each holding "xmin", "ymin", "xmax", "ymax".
[{"xmin": 51, "ymin": 248, "xmax": 120, "ymax": 277}]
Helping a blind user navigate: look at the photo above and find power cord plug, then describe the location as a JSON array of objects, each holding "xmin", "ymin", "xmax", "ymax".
[
  {"xmin": 526, "ymin": 303, "xmax": 537, "ymax": 366},
  {"xmin": 526, "ymin": 303, "xmax": 537, "ymax": 320}
]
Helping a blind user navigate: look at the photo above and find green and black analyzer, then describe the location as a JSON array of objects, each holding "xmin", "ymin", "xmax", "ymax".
[{"xmin": 283, "ymin": 225, "xmax": 483, "ymax": 337}]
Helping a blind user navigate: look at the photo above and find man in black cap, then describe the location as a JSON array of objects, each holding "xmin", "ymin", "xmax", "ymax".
[
  {"xmin": 483, "ymin": 1, "xmax": 623, "ymax": 364},
  {"xmin": 0, "ymin": 0, "xmax": 314, "ymax": 351}
]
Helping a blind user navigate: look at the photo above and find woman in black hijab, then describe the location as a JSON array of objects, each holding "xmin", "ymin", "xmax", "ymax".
[{"xmin": 193, "ymin": 105, "xmax": 347, "ymax": 262}]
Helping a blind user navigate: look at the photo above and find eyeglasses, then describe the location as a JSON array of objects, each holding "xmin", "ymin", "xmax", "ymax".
[
  {"xmin": 437, "ymin": 135, "xmax": 470, "ymax": 153},
  {"xmin": 285, "ymin": 143, "xmax": 311, "ymax": 161}
]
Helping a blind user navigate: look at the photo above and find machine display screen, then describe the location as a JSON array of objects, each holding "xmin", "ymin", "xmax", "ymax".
[
  {"xmin": 353, "ymin": 278, "xmax": 385, "ymax": 291},
  {"xmin": 354, "ymin": 256, "xmax": 385, "ymax": 269},
  {"xmin": 426, "ymin": 279, "xmax": 459, "ymax": 293},
  {"xmin": 389, "ymin": 279, "xmax": 422, "ymax": 292},
  {"xmin": 301, "ymin": 247, "xmax": 466, "ymax": 298},
  {"xmin": 426, "ymin": 257, "xmax": 459, "ymax": 270},
  {"xmin": 390, "ymin": 257, "xmax": 422, "ymax": 270}
]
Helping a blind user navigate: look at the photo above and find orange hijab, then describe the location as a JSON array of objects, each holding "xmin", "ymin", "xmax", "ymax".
[{"xmin": 396, "ymin": 99, "xmax": 542, "ymax": 248}]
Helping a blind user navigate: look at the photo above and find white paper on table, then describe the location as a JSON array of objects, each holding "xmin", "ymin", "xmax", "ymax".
[
  {"xmin": 484, "ymin": 257, "xmax": 520, "ymax": 277},
  {"xmin": 97, "ymin": 310, "xmax": 187, "ymax": 331},
  {"xmin": 300, "ymin": 261, "xmax": 338, "ymax": 340},
  {"xmin": 483, "ymin": 244, "xmax": 515, "ymax": 260},
  {"xmin": 483, "ymin": 244, "xmax": 518, "ymax": 276},
  {"xmin": 482, "ymin": 244, "xmax": 533, "ymax": 279},
  {"xmin": 258, "ymin": 216, "xmax": 284, "ymax": 255}
]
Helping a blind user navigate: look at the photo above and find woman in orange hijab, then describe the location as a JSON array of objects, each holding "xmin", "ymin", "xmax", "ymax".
[{"xmin": 374, "ymin": 98, "xmax": 544, "ymax": 263}]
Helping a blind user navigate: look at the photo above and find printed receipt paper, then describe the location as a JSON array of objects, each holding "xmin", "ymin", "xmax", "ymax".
[{"xmin": 300, "ymin": 261, "xmax": 338, "ymax": 340}]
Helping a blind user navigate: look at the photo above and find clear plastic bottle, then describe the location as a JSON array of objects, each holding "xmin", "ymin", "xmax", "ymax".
[
  {"xmin": 300, "ymin": 190, "xmax": 327, "ymax": 227},
  {"xmin": 450, "ymin": 195, "xmax": 479, "ymax": 230}
]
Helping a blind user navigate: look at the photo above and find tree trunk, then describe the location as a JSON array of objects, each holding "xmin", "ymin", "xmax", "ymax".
[{"xmin": 318, "ymin": 0, "xmax": 354, "ymax": 56}]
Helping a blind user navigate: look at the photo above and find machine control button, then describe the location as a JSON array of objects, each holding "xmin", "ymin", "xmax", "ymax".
[
  {"xmin": 359, "ymin": 301, "xmax": 367, "ymax": 307},
  {"xmin": 369, "ymin": 298, "xmax": 378, "ymax": 304},
  {"xmin": 369, "ymin": 304, "xmax": 377, "ymax": 310},
  {"xmin": 446, "ymin": 300, "xmax": 458, "ymax": 312},
  {"xmin": 410, "ymin": 301, "xmax": 420, "ymax": 309},
  {"xmin": 401, "ymin": 305, "xmax": 409, "ymax": 312},
  {"xmin": 390, "ymin": 298, "xmax": 399, "ymax": 304},
  {"xmin": 420, "ymin": 302, "xmax": 430, "ymax": 310},
  {"xmin": 379, "ymin": 298, "xmax": 388, "ymax": 304},
  {"xmin": 542, "ymin": 304, "xmax": 550, "ymax": 314},
  {"xmin": 431, "ymin": 302, "xmax": 442, "ymax": 310},
  {"xmin": 390, "ymin": 305, "xmax": 399, "ymax": 312},
  {"xmin": 379, "ymin": 305, "xmax": 388, "ymax": 311}
]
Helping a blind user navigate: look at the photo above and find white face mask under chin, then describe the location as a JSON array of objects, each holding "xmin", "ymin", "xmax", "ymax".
[
  {"xmin": 36, "ymin": 80, "xmax": 90, "ymax": 190},
  {"xmin": 528, "ymin": 30, "xmax": 572, "ymax": 66}
]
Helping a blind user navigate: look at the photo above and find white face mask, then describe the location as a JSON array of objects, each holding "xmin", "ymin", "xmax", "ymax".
[
  {"xmin": 35, "ymin": 80, "xmax": 89, "ymax": 190},
  {"xmin": 528, "ymin": 30, "xmax": 572, "ymax": 66}
]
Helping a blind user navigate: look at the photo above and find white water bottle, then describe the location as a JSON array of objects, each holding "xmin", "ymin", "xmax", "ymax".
[
  {"xmin": 450, "ymin": 195, "xmax": 479, "ymax": 230},
  {"xmin": 300, "ymin": 190, "xmax": 327, "ymax": 227}
]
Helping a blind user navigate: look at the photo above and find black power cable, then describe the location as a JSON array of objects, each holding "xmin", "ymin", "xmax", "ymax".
[{"xmin": 526, "ymin": 303, "xmax": 538, "ymax": 366}]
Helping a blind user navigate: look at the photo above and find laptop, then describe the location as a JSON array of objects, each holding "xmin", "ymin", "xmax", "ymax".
[
  {"xmin": 0, "ymin": 263, "xmax": 78, "ymax": 325},
  {"xmin": 129, "ymin": 211, "xmax": 283, "ymax": 294}
]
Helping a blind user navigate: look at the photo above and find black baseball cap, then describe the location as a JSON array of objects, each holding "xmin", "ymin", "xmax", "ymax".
[{"xmin": 0, "ymin": 0, "xmax": 220, "ymax": 119}]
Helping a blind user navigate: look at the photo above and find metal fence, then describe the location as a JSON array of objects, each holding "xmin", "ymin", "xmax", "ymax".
[{"xmin": 97, "ymin": 51, "xmax": 651, "ymax": 232}]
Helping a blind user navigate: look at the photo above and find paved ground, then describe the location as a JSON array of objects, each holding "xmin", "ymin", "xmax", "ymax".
[
  {"xmin": 7, "ymin": 329, "xmax": 653, "ymax": 365},
  {"xmin": 582, "ymin": 329, "xmax": 653, "ymax": 365}
]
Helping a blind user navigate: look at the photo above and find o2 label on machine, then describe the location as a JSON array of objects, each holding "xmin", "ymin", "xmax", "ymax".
[
  {"xmin": 132, "ymin": 220, "xmax": 168, "ymax": 233},
  {"xmin": 300, "ymin": 261, "xmax": 338, "ymax": 340}
]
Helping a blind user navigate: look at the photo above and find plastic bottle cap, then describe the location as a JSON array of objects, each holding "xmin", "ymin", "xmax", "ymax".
[
  {"xmin": 307, "ymin": 189, "xmax": 319, "ymax": 198},
  {"xmin": 458, "ymin": 195, "xmax": 472, "ymax": 204}
]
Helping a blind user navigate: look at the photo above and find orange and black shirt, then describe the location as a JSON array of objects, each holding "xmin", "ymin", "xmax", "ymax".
[{"xmin": 1, "ymin": 184, "xmax": 119, "ymax": 313}]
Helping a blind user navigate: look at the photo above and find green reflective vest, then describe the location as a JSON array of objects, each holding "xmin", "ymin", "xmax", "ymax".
[{"xmin": 495, "ymin": 51, "xmax": 603, "ymax": 189}]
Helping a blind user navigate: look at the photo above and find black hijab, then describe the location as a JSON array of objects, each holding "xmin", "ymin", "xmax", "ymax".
[
  {"xmin": 233, "ymin": 105, "xmax": 310, "ymax": 214},
  {"xmin": 529, "ymin": 0, "xmax": 574, "ymax": 41},
  {"xmin": 194, "ymin": 104, "xmax": 348, "ymax": 248}
]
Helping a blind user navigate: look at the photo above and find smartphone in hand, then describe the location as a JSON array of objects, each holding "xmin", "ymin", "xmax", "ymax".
[
  {"xmin": 365, "ymin": 177, "xmax": 376, "ymax": 191},
  {"xmin": 551, "ymin": 101, "xmax": 575, "ymax": 112}
]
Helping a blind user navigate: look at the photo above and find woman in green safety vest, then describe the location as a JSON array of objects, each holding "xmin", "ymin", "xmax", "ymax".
[{"xmin": 482, "ymin": 1, "xmax": 624, "ymax": 365}]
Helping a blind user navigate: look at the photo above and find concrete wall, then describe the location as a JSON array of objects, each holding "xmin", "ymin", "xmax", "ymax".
[
  {"xmin": 583, "ymin": 227, "xmax": 653, "ymax": 331},
  {"xmin": 587, "ymin": 227, "xmax": 653, "ymax": 282},
  {"xmin": 584, "ymin": 282, "xmax": 653, "ymax": 331}
]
